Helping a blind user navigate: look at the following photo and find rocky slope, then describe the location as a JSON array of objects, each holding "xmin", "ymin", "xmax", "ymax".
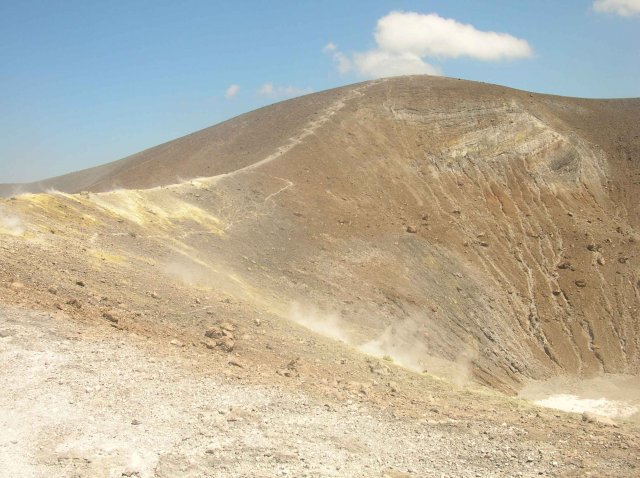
[{"xmin": 1, "ymin": 75, "xmax": 639, "ymax": 475}]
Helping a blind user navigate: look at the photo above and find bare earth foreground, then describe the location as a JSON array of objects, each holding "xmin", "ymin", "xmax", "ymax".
[
  {"xmin": 1, "ymin": 76, "xmax": 639, "ymax": 476},
  {"xmin": 1, "ymin": 302, "xmax": 638, "ymax": 478}
]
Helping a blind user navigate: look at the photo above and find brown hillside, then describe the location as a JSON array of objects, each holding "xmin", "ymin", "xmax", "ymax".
[
  {"xmin": 2, "ymin": 75, "xmax": 640, "ymax": 476},
  {"xmin": 2, "ymin": 75, "xmax": 639, "ymax": 391}
]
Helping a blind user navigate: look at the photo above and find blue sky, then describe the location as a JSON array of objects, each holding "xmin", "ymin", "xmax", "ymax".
[{"xmin": 1, "ymin": 0, "xmax": 639, "ymax": 183}]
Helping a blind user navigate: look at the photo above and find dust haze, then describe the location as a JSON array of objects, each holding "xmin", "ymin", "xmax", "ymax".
[
  {"xmin": 289, "ymin": 302, "xmax": 476, "ymax": 385},
  {"xmin": 289, "ymin": 302, "xmax": 351, "ymax": 343},
  {"xmin": 163, "ymin": 256, "xmax": 249, "ymax": 300},
  {"xmin": 0, "ymin": 207, "xmax": 24, "ymax": 236}
]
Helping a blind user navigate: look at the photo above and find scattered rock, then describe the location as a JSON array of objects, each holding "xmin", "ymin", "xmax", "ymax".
[
  {"xmin": 150, "ymin": 292, "xmax": 160, "ymax": 299},
  {"xmin": 170, "ymin": 339, "xmax": 184, "ymax": 347},
  {"xmin": 276, "ymin": 368, "xmax": 297, "ymax": 378},
  {"xmin": 205, "ymin": 323, "xmax": 237, "ymax": 349},
  {"xmin": 277, "ymin": 357, "xmax": 301, "ymax": 377},
  {"xmin": 286, "ymin": 358, "xmax": 300, "ymax": 370},
  {"xmin": 131, "ymin": 419, "xmax": 141, "ymax": 425},
  {"xmin": 597, "ymin": 256, "xmax": 606, "ymax": 266},
  {"xmin": 66, "ymin": 298, "xmax": 82, "ymax": 308},
  {"xmin": 575, "ymin": 279, "xmax": 587, "ymax": 288},
  {"xmin": 406, "ymin": 225, "xmax": 418, "ymax": 233},
  {"xmin": 226, "ymin": 408, "xmax": 246, "ymax": 422},
  {"xmin": 0, "ymin": 329, "xmax": 14, "ymax": 338},
  {"xmin": 102, "ymin": 310, "xmax": 119, "ymax": 323},
  {"xmin": 369, "ymin": 362, "xmax": 391, "ymax": 376},
  {"xmin": 617, "ymin": 256, "xmax": 628, "ymax": 264},
  {"xmin": 582, "ymin": 412, "xmax": 618, "ymax": 427},
  {"xmin": 217, "ymin": 337, "xmax": 235, "ymax": 352},
  {"xmin": 48, "ymin": 286, "xmax": 58, "ymax": 295},
  {"xmin": 205, "ymin": 327, "xmax": 222, "ymax": 339},
  {"xmin": 9, "ymin": 281, "xmax": 24, "ymax": 291},
  {"xmin": 75, "ymin": 280, "xmax": 85, "ymax": 287},
  {"xmin": 557, "ymin": 261, "xmax": 573, "ymax": 270},
  {"xmin": 586, "ymin": 244, "xmax": 600, "ymax": 252}
]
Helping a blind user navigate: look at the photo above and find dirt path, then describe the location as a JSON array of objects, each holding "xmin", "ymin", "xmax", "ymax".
[{"xmin": 203, "ymin": 80, "xmax": 382, "ymax": 185}]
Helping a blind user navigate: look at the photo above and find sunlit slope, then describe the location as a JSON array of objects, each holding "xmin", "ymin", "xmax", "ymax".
[
  {"xmin": 2, "ymin": 76, "xmax": 639, "ymax": 392},
  {"xmin": 0, "ymin": 84, "xmax": 354, "ymax": 195}
]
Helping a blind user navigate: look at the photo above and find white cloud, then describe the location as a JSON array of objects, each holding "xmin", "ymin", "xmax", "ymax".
[
  {"xmin": 258, "ymin": 83, "xmax": 274, "ymax": 96},
  {"xmin": 376, "ymin": 12, "xmax": 533, "ymax": 61},
  {"xmin": 224, "ymin": 84, "xmax": 240, "ymax": 99},
  {"xmin": 325, "ymin": 11, "xmax": 533, "ymax": 79},
  {"xmin": 322, "ymin": 42, "xmax": 337, "ymax": 53},
  {"xmin": 323, "ymin": 43, "xmax": 353, "ymax": 74},
  {"xmin": 257, "ymin": 83, "xmax": 313, "ymax": 99},
  {"xmin": 354, "ymin": 51, "xmax": 441, "ymax": 78},
  {"xmin": 333, "ymin": 51, "xmax": 352, "ymax": 74},
  {"xmin": 593, "ymin": 0, "xmax": 640, "ymax": 16}
]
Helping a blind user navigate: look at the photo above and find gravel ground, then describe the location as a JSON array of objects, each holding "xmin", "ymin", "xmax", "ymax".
[{"xmin": 1, "ymin": 303, "xmax": 638, "ymax": 477}]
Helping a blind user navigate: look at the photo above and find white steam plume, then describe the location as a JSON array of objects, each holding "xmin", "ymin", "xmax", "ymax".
[
  {"xmin": 0, "ymin": 207, "xmax": 24, "ymax": 236},
  {"xmin": 289, "ymin": 302, "xmax": 350, "ymax": 343},
  {"xmin": 288, "ymin": 301, "xmax": 476, "ymax": 385}
]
